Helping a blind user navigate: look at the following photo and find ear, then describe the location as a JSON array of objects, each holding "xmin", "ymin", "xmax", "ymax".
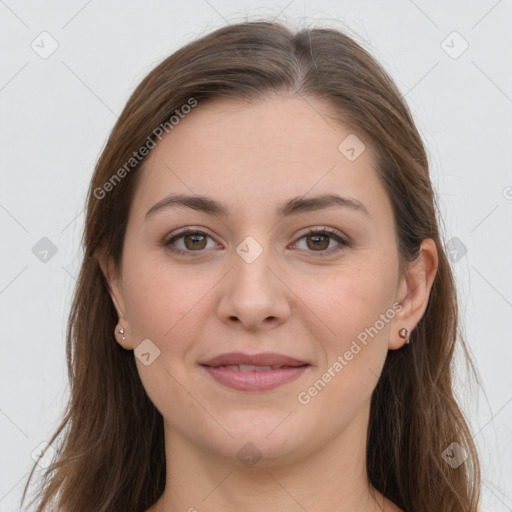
[
  {"xmin": 388, "ymin": 238, "xmax": 439, "ymax": 350},
  {"xmin": 97, "ymin": 252, "xmax": 133, "ymax": 350}
]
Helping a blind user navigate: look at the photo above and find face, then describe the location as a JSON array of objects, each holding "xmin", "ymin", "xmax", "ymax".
[{"xmin": 103, "ymin": 94, "xmax": 424, "ymax": 466}]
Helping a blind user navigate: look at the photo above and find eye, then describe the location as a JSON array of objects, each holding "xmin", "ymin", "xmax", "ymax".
[
  {"xmin": 292, "ymin": 227, "xmax": 349, "ymax": 256},
  {"xmin": 164, "ymin": 228, "xmax": 218, "ymax": 256}
]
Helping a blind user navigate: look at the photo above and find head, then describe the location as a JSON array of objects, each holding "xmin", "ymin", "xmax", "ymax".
[{"xmin": 23, "ymin": 20, "xmax": 480, "ymax": 512}]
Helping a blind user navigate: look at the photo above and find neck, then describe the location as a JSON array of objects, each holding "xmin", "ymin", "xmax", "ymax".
[{"xmin": 153, "ymin": 404, "xmax": 392, "ymax": 512}]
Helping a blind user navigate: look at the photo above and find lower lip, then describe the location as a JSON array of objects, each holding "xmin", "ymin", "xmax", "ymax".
[{"xmin": 201, "ymin": 365, "xmax": 310, "ymax": 391}]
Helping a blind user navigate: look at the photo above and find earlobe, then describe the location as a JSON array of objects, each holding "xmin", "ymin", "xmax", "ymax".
[{"xmin": 114, "ymin": 323, "xmax": 134, "ymax": 350}]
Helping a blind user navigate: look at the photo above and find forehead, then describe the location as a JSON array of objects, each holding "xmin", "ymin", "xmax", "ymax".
[{"xmin": 131, "ymin": 94, "xmax": 391, "ymax": 224}]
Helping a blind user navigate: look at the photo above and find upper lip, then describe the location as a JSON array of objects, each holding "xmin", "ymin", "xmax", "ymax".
[{"xmin": 200, "ymin": 352, "xmax": 309, "ymax": 367}]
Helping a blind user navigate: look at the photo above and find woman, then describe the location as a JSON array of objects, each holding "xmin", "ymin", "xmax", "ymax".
[{"xmin": 22, "ymin": 20, "xmax": 481, "ymax": 512}]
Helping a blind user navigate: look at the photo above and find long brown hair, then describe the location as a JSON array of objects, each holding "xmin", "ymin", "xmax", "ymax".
[{"xmin": 22, "ymin": 19, "xmax": 481, "ymax": 512}]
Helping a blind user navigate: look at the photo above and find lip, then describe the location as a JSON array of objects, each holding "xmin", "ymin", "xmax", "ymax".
[
  {"xmin": 200, "ymin": 351, "xmax": 308, "ymax": 367},
  {"xmin": 202, "ymin": 365, "xmax": 310, "ymax": 391},
  {"xmin": 200, "ymin": 352, "xmax": 310, "ymax": 392}
]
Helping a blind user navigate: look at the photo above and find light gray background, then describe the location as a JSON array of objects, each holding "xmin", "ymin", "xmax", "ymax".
[{"xmin": 1, "ymin": 1, "xmax": 511, "ymax": 510}]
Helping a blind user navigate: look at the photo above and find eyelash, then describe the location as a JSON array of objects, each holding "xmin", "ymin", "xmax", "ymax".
[{"xmin": 163, "ymin": 226, "xmax": 350, "ymax": 258}]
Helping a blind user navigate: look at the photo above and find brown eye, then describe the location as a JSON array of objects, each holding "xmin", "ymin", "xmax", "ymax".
[
  {"xmin": 164, "ymin": 228, "xmax": 216, "ymax": 255},
  {"xmin": 294, "ymin": 227, "xmax": 349, "ymax": 256},
  {"xmin": 305, "ymin": 233, "xmax": 330, "ymax": 251},
  {"xmin": 183, "ymin": 233, "xmax": 207, "ymax": 250}
]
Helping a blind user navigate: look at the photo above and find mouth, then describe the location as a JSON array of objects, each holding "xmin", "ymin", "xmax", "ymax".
[
  {"xmin": 199, "ymin": 352, "xmax": 311, "ymax": 391},
  {"xmin": 205, "ymin": 364, "xmax": 307, "ymax": 372}
]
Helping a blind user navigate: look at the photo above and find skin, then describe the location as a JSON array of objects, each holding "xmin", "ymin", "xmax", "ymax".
[{"xmin": 100, "ymin": 94, "xmax": 438, "ymax": 512}]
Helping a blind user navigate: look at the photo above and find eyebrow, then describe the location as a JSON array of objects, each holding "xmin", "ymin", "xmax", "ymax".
[{"xmin": 145, "ymin": 192, "xmax": 370, "ymax": 220}]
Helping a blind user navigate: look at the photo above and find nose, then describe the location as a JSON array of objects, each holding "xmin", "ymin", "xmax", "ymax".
[{"xmin": 216, "ymin": 241, "xmax": 291, "ymax": 331}]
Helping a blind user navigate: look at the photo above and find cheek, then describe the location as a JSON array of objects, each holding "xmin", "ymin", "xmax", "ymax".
[
  {"xmin": 121, "ymin": 251, "xmax": 199, "ymax": 342},
  {"xmin": 306, "ymin": 263, "xmax": 395, "ymax": 373},
  {"xmin": 120, "ymin": 256, "xmax": 204, "ymax": 416},
  {"xmin": 298, "ymin": 275, "xmax": 393, "ymax": 422},
  {"xmin": 300, "ymin": 262, "xmax": 389, "ymax": 330}
]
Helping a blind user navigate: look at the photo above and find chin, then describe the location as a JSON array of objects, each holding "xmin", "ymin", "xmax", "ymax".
[{"xmin": 206, "ymin": 412, "xmax": 313, "ymax": 464}]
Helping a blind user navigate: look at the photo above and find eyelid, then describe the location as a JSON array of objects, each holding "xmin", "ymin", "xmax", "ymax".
[
  {"xmin": 297, "ymin": 226, "xmax": 346, "ymax": 240},
  {"xmin": 163, "ymin": 226, "xmax": 214, "ymax": 243}
]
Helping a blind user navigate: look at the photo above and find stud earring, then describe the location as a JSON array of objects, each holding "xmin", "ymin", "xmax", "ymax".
[
  {"xmin": 117, "ymin": 327, "xmax": 125, "ymax": 342},
  {"xmin": 398, "ymin": 327, "xmax": 409, "ymax": 344}
]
